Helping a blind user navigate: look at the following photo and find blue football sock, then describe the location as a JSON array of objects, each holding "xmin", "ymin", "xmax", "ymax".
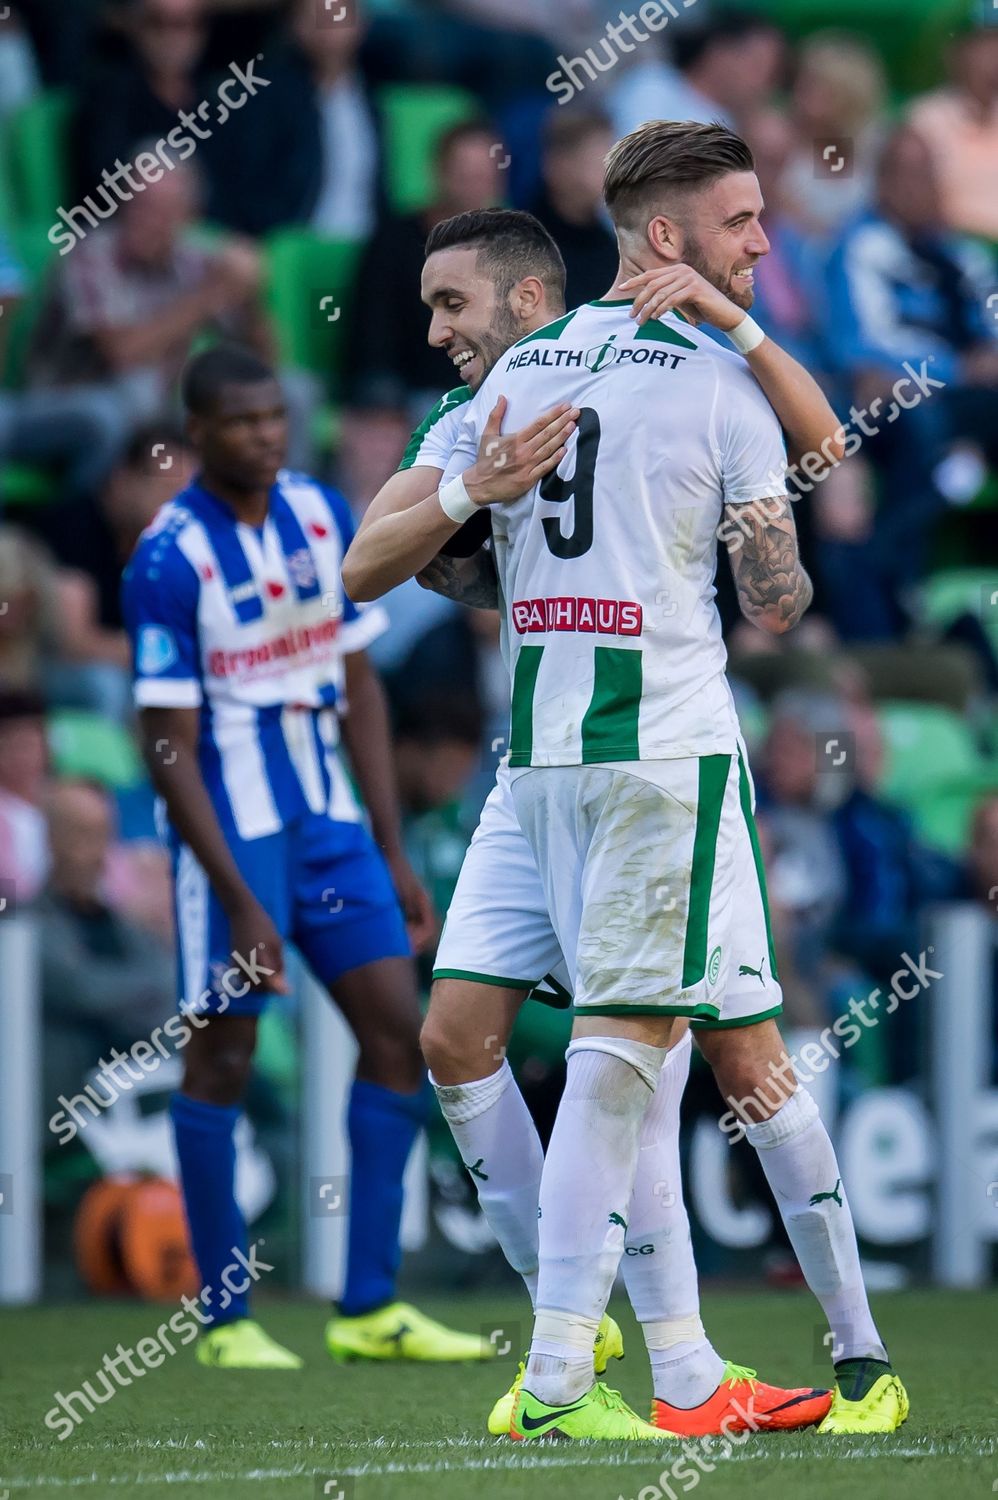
[
  {"xmin": 170, "ymin": 1093, "xmax": 248, "ymax": 1328},
  {"xmin": 339, "ymin": 1078, "xmax": 428, "ymax": 1317}
]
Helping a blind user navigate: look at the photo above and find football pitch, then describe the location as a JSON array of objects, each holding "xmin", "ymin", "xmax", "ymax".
[{"xmin": 2, "ymin": 1289, "xmax": 995, "ymax": 1499}]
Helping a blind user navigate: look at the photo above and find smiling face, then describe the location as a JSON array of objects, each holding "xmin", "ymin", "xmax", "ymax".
[
  {"xmin": 660, "ymin": 170, "xmax": 770, "ymax": 309},
  {"xmin": 420, "ymin": 246, "xmax": 524, "ymax": 391}
]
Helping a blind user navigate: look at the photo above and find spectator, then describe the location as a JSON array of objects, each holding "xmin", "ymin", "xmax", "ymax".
[
  {"xmin": 289, "ymin": 0, "xmax": 383, "ymax": 241},
  {"xmin": 346, "ymin": 120, "xmax": 504, "ymax": 416},
  {"xmin": 37, "ymin": 779, "xmax": 175, "ymax": 1119},
  {"xmin": 755, "ymin": 690, "xmax": 886, "ymax": 1080},
  {"xmin": 28, "ymin": 163, "xmax": 319, "ymax": 468},
  {"xmin": 18, "ymin": 424, "xmax": 197, "ymax": 717},
  {"xmin": 610, "ymin": 8, "xmax": 784, "ymax": 141},
  {"xmin": 1, "ymin": 228, "xmax": 126, "ymax": 502},
  {"xmin": 781, "ymin": 33, "xmax": 887, "ymax": 239},
  {"xmin": 359, "ymin": 1, "xmax": 557, "ymax": 115},
  {"xmin": 530, "ymin": 109, "xmax": 617, "ymax": 309},
  {"xmin": 0, "ymin": 526, "xmax": 64, "ymax": 692},
  {"xmin": 757, "ymin": 691, "xmax": 848, "ymax": 944},
  {"xmin": 908, "ymin": 5, "xmax": 998, "ymax": 242},
  {"xmin": 823, "ymin": 126, "xmax": 998, "ymax": 637},
  {"xmin": 73, "ymin": 0, "xmax": 212, "ymax": 205},
  {"xmin": 0, "ymin": 525, "xmax": 131, "ymax": 718},
  {"xmin": 830, "ymin": 697, "xmax": 959, "ymax": 1015},
  {"xmin": 208, "ymin": 0, "xmax": 376, "ymax": 236},
  {"xmin": 742, "ymin": 108, "xmax": 827, "ymax": 376},
  {"xmin": 0, "ymin": 687, "xmax": 49, "ymax": 905}
]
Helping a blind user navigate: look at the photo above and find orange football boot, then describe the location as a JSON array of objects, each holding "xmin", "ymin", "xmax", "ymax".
[{"xmin": 651, "ymin": 1361, "xmax": 832, "ymax": 1436}]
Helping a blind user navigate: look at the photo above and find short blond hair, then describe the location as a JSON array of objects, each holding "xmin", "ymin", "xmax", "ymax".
[{"xmin": 603, "ymin": 120, "xmax": 755, "ymax": 232}]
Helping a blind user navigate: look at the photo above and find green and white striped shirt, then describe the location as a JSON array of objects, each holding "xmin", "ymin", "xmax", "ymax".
[{"xmin": 441, "ymin": 301, "xmax": 788, "ymax": 768}]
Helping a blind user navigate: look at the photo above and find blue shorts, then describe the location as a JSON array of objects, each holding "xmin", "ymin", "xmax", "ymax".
[{"xmin": 171, "ymin": 811, "xmax": 411, "ymax": 1016}]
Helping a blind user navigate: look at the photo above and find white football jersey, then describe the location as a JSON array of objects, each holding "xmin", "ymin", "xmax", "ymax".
[{"xmin": 443, "ymin": 300, "xmax": 788, "ymax": 766}]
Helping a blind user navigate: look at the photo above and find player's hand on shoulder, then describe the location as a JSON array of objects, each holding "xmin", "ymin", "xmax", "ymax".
[
  {"xmin": 465, "ymin": 395, "xmax": 578, "ymax": 506},
  {"xmin": 226, "ymin": 896, "xmax": 290, "ymax": 996},
  {"xmin": 622, "ymin": 265, "xmax": 743, "ymax": 332}
]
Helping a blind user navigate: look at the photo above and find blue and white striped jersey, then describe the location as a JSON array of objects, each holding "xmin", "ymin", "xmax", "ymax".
[{"xmin": 122, "ymin": 470, "xmax": 387, "ymax": 841}]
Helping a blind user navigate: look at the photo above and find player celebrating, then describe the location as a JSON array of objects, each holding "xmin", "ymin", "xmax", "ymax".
[
  {"xmin": 122, "ymin": 345, "xmax": 493, "ymax": 1370},
  {"xmin": 346, "ymin": 210, "xmax": 844, "ymax": 1439},
  {"xmin": 346, "ymin": 138, "xmax": 906, "ymax": 1440}
]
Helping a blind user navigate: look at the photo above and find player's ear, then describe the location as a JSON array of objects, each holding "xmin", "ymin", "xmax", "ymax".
[
  {"xmin": 511, "ymin": 274, "xmax": 546, "ymax": 326},
  {"xmin": 646, "ymin": 214, "xmax": 681, "ymax": 262}
]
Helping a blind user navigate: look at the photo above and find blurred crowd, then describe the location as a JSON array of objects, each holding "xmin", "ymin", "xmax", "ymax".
[{"xmin": 1, "ymin": 0, "xmax": 997, "ymax": 1164}]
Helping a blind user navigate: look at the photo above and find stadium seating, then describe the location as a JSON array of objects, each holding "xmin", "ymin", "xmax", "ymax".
[
  {"xmin": 47, "ymin": 709, "xmax": 146, "ymax": 791},
  {"xmin": 377, "ymin": 84, "xmax": 480, "ymax": 214},
  {"xmin": 877, "ymin": 698, "xmax": 992, "ymax": 851},
  {"xmin": 5, "ymin": 89, "xmax": 73, "ymax": 226},
  {"xmin": 919, "ymin": 568, "xmax": 998, "ymax": 652},
  {"xmin": 265, "ymin": 229, "xmax": 363, "ymax": 400}
]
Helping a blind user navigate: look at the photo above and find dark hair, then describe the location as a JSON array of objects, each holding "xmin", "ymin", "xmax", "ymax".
[
  {"xmin": 543, "ymin": 106, "xmax": 613, "ymax": 156},
  {"xmin": 603, "ymin": 120, "xmax": 754, "ymax": 231},
  {"xmin": 181, "ymin": 345, "xmax": 276, "ymax": 416},
  {"xmin": 424, "ymin": 207, "xmax": 566, "ymax": 307},
  {"xmin": 433, "ymin": 118, "xmax": 496, "ymax": 169},
  {"xmin": 673, "ymin": 8, "xmax": 780, "ymax": 74},
  {"xmin": 0, "ymin": 687, "xmax": 46, "ymax": 724},
  {"xmin": 391, "ymin": 690, "xmax": 483, "ymax": 748},
  {"xmin": 121, "ymin": 417, "xmax": 190, "ymax": 470}
]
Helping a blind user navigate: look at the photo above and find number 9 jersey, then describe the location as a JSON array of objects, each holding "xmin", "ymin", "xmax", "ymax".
[{"xmin": 442, "ymin": 300, "xmax": 789, "ymax": 768}]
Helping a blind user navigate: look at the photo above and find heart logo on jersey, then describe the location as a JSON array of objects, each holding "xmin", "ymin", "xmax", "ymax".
[
  {"xmin": 265, "ymin": 581, "xmax": 285, "ymax": 599},
  {"xmin": 308, "ymin": 522, "xmax": 328, "ymax": 539},
  {"xmin": 200, "ymin": 565, "xmax": 214, "ymax": 582}
]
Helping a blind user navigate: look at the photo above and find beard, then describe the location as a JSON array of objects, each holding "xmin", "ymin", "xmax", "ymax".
[
  {"xmin": 473, "ymin": 299, "xmax": 525, "ymax": 386},
  {"xmin": 682, "ymin": 238, "xmax": 755, "ymax": 311}
]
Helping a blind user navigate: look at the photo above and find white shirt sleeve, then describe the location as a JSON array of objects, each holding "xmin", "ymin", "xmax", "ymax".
[
  {"xmin": 440, "ymin": 401, "xmax": 485, "ymax": 485},
  {"xmin": 715, "ymin": 365, "xmax": 789, "ymax": 506}
]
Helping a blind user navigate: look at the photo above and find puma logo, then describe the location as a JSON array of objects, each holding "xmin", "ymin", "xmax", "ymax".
[
  {"xmin": 608, "ymin": 1211, "xmax": 627, "ymax": 1230},
  {"xmin": 809, "ymin": 1178, "xmax": 843, "ymax": 1208},
  {"xmin": 738, "ymin": 957, "xmax": 766, "ymax": 985}
]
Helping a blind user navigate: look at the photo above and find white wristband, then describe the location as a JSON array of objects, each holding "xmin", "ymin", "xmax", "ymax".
[
  {"xmin": 726, "ymin": 315, "xmax": 766, "ymax": 355},
  {"xmin": 437, "ymin": 474, "xmax": 478, "ymax": 525}
]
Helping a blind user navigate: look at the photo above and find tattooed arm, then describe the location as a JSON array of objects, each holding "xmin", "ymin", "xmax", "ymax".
[
  {"xmin": 416, "ymin": 547, "xmax": 499, "ymax": 610},
  {"xmin": 724, "ymin": 495, "xmax": 813, "ymax": 634}
]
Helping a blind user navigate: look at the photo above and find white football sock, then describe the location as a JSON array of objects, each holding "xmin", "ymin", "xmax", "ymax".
[
  {"xmin": 624, "ymin": 1033, "xmax": 726, "ymax": 1405},
  {"xmin": 744, "ymin": 1087, "xmax": 888, "ymax": 1363},
  {"xmin": 431, "ymin": 1061, "xmax": 542, "ymax": 1306},
  {"xmin": 527, "ymin": 1036, "xmax": 665, "ymax": 1404}
]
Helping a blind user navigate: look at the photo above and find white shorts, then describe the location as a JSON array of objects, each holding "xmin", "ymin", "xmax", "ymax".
[{"xmin": 434, "ymin": 756, "xmax": 781, "ymax": 1027}]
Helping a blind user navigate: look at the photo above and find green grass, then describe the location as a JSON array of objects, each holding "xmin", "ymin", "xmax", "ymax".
[{"xmin": 2, "ymin": 1290, "xmax": 995, "ymax": 1499}]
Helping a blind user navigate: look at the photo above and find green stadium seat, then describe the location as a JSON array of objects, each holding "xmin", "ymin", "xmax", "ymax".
[
  {"xmin": 0, "ymin": 145, "xmax": 16, "ymax": 229},
  {"xmin": 6, "ymin": 89, "xmax": 73, "ymax": 226},
  {"xmin": 877, "ymin": 699, "xmax": 990, "ymax": 852},
  {"xmin": 265, "ymin": 230, "xmax": 363, "ymax": 397},
  {"xmin": 377, "ymin": 84, "xmax": 480, "ymax": 214},
  {"xmin": 0, "ymin": 463, "xmax": 56, "ymax": 508},
  {"xmin": 47, "ymin": 710, "xmax": 145, "ymax": 791},
  {"xmin": 919, "ymin": 568, "xmax": 998, "ymax": 654},
  {"xmin": 1, "ymin": 222, "xmax": 63, "ymax": 505}
]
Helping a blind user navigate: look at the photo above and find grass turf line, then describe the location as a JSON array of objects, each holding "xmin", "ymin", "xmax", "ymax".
[{"xmin": 1, "ymin": 1289, "xmax": 994, "ymax": 1499}]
